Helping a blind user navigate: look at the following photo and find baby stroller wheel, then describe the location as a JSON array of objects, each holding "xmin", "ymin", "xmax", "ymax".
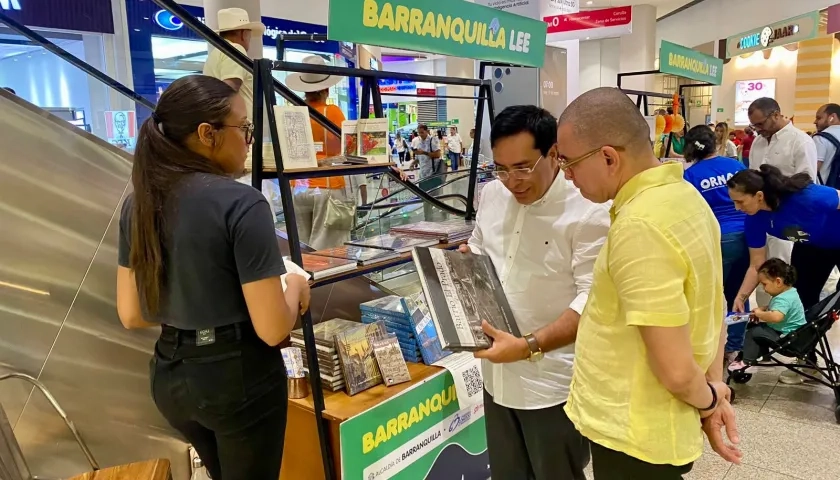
[{"xmin": 732, "ymin": 371, "xmax": 752, "ymax": 384}]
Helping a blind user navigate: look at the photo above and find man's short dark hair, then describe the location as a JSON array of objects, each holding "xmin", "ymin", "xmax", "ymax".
[
  {"xmin": 417, "ymin": 124, "xmax": 429, "ymax": 132},
  {"xmin": 748, "ymin": 97, "xmax": 780, "ymax": 116},
  {"xmin": 490, "ymin": 105, "xmax": 557, "ymax": 156},
  {"xmin": 822, "ymin": 103, "xmax": 840, "ymax": 118}
]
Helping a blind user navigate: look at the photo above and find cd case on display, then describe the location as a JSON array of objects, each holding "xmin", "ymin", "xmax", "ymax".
[
  {"xmin": 405, "ymin": 292, "xmax": 451, "ymax": 364},
  {"xmin": 334, "ymin": 321, "xmax": 387, "ymax": 396},
  {"xmin": 372, "ymin": 334, "xmax": 411, "ymax": 386},
  {"xmin": 412, "ymin": 247, "xmax": 521, "ymax": 351}
]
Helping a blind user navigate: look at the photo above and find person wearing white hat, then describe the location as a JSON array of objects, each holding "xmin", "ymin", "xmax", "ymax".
[
  {"xmin": 286, "ymin": 55, "xmax": 365, "ymax": 249},
  {"xmin": 203, "ymin": 8, "xmax": 264, "ymax": 122}
]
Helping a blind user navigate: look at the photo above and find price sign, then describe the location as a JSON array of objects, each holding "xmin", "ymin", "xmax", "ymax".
[{"xmin": 734, "ymin": 79, "xmax": 776, "ymax": 126}]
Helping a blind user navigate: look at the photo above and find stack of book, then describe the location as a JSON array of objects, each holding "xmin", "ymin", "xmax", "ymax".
[
  {"xmin": 390, "ymin": 219, "xmax": 475, "ymax": 243},
  {"xmin": 290, "ymin": 318, "xmax": 359, "ymax": 392},
  {"xmin": 360, "ymin": 294, "xmax": 451, "ymax": 365},
  {"xmin": 294, "ymin": 254, "xmax": 357, "ymax": 281},
  {"xmin": 310, "ymin": 245, "xmax": 401, "ymax": 266}
]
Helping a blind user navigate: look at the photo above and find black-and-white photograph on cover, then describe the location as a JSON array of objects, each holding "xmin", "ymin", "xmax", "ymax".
[{"xmin": 412, "ymin": 247, "xmax": 520, "ymax": 351}]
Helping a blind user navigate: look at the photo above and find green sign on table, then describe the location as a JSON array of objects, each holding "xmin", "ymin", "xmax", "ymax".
[
  {"xmin": 659, "ymin": 40, "xmax": 723, "ymax": 86},
  {"xmin": 340, "ymin": 370, "xmax": 489, "ymax": 479},
  {"xmin": 328, "ymin": 0, "xmax": 548, "ymax": 67}
]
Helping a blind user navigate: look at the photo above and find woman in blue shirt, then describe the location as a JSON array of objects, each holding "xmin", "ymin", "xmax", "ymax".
[
  {"xmin": 727, "ymin": 165, "xmax": 840, "ymax": 311},
  {"xmin": 683, "ymin": 125, "xmax": 750, "ymax": 362}
]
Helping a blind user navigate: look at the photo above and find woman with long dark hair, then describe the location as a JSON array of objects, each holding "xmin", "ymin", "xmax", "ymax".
[
  {"xmin": 116, "ymin": 75, "xmax": 309, "ymax": 479},
  {"xmin": 683, "ymin": 125, "xmax": 750, "ymax": 366},
  {"xmin": 727, "ymin": 165, "xmax": 840, "ymax": 312}
]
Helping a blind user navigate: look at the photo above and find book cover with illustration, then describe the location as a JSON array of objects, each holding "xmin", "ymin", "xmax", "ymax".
[
  {"xmin": 405, "ymin": 292, "xmax": 451, "ymax": 364},
  {"xmin": 372, "ymin": 334, "xmax": 411, "ymax": 386},
  {"xmin": 334, "ymin": 321, "xmax": 387, "ymax": 396},
  {"xmin": 341, "ymin": 120, "xmax": 358, "ymax": 157},
  {"xmin": 412, "ymin": 247, "xmax": 520, "ymax": 351},
  {"xmin": 357, "ymin": 118, "xmax": 390, "ymax": 164}
]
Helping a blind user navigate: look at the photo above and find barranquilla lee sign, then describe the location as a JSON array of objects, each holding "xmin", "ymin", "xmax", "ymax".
[
  {"xmin": 340, "ymin": 371, "xmax": 489, "ymax": 479},
  {"xmin": 328, "ymin": 0, "xmax": 548, "ymax": 67},
  {"xmin": 659, "ymin": 40, "xmax": 723, "ymax": 86}
]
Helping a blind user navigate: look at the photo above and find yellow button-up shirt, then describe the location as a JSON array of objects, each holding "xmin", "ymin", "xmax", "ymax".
[{"xmin": 565, "ymin": 162, "xmax": 723, "ymax": 466}]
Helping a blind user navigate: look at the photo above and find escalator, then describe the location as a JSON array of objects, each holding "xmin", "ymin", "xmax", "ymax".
[{"xmin": 0, "ymin": 5, "xmax": 485, "ymax": 479}]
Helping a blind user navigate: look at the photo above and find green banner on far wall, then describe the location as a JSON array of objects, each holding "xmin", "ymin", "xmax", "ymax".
[
  {"xmin": 659, "ymin": 40, "xmax": 723, "ymax": 86},
  {"xmin": 328, "ymin": 0, "xmax": 548, "ymax": 67}
]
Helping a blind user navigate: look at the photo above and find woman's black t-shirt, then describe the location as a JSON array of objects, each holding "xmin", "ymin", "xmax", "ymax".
[{"xmin": 118, "ymin": 173, "xmax": 286, "ymax": 329}]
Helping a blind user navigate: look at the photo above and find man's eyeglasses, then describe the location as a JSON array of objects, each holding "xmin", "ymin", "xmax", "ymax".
[
  {"xmin": 218, "ymin": 122, "xmax": 255, "ymax": 144},
  {"xmin": 492, "ymin": 155, "xmax": 544, "ymax": 182},
  {"xmin": 749, "ymin": 111, "xmax": 778, "ymax": 129},
  {"xmin": 559, "ymin": 147, "xmax": 602, "ymax": 171}
]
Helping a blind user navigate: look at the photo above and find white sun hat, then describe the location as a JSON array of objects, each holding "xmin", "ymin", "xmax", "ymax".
[
  {"xmin": 216, "ymin": 8, "xmax": 265, "ymax": 34},
  {"xmin": 285, "ymin": 55, "xmax": 344, "ymax": 93}
]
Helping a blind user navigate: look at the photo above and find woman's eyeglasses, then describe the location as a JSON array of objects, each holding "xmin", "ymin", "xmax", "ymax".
[{"xmin": 218, "ymin": 122, "xmax": 255, "ymax": 144}]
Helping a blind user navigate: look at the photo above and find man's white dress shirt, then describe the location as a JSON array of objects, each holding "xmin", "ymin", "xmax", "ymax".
[
  {"xmin": 468, "ymin": 173, "xmax": 610, "ymax": 410},
  {"xmin": 749, "ymin": 121, "xmax": 818, "ymax": 178},
  {"xmin": 814, "ymin": 125, "xmax": 840, "ymax": 183}
]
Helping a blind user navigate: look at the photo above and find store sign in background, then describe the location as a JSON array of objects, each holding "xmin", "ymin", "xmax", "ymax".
[
  {"xmin": 544, "ymin": 5, "xmax": 632, "ymax": 42},
  {"xmin": 328, "ymin": 0, "xmax": 549, "ymax": 67},
  {"xmin": 829, "ymin": 4, "xmax": 840, "ymax": 35},
  {"xmin": 340, "ymin": 371, "xmax": 489, "ymax": 480},
  {"xmin": 725, "ymin": 11, "xmax": 819, "ymax": 58},
  {"xmin": 475, "ymin": 0, "xmax": 579, "ymax": 20},
  {"xmin": 150, "ymin": 5, "xmax": 339, "ymax": 54},
  {"xmin": 660, "ymin": 40, "xmax": 723, "ymax": 86},
  {"xmin": 0, "ymin": 0, "xmax": 114, "ymax": 34},
  {"xmin": 734, "ymin": 79, "xmax": 776, "ymax": 126}
]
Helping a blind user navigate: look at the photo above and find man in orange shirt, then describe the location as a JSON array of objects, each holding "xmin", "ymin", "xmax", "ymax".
[{"xmin": 287, "ymin": 55, "xmax": 363, "ymax": 249}]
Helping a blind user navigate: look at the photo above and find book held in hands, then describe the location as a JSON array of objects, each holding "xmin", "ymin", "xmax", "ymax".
[{"xmin": 412, "ymin": 246, "xmax": 521, "ymax": 351}]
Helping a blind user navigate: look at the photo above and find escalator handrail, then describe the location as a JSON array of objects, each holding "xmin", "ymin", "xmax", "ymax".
[
  {"xmin": 362, "ymin": 167, "xmax": 491, "ymax": 207},
  {"xmin": 0, "ymin": 12, "xmax": 156, "ymax": 112}
]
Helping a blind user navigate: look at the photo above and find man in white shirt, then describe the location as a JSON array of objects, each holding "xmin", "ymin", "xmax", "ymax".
[
  {"xmin": 458, "ymin": 105, "xmax": 610, "ymax": 479},
  {"xmin": 466, "ymin": 127, "xmax": 493, "ymax": 166},
  {"xmin": 446, "ymin": 126, "xmax": 463, "ymax": 171},
  {"xmin": 746, "ymin": 97, "xmax": 818, "ymax": 306},
  {"xmin": 813, "ymin": 103, "xmax": 840, "ymax": 185},
  {"xmin": 203, "ymin": 8, "xmax": 263, "ymax": 123},
  {"xmin": 747, "ymin": 97, "xmax": 817, "ymax": 177}
]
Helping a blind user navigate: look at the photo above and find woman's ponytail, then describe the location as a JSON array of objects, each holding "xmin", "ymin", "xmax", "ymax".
[{"xmin": 756, "ymin": 164, "xmax": 812, "ymax": 209}]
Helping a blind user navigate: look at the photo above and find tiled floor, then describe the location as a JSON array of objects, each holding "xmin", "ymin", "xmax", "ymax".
[{"xmin": 583, "ymin": 321, "xmax": 840, "ymax": 480}]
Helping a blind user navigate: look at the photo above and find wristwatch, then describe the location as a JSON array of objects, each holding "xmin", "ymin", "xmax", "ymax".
[{"xmin": 524, "ymin": 333, "xmax": 544, "ymax": 362}]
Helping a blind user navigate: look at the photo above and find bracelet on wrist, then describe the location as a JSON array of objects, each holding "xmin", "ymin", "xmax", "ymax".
[{"xmin": 700, "ymin": 382, "xmax": 718, "ymax": 412}]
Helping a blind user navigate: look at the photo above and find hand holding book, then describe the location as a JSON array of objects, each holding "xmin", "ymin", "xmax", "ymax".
[{"xmin": 473, "ymin": 320, "xmax": 531, "ymax": 364}]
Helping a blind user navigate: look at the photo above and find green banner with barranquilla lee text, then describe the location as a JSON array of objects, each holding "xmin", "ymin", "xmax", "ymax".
[
  {"xmin": 659, "ymin": 40, "xmax": 723, "ymax": 86},
  {"xmin": 328, "ymin": 0, "xmax": 548, "ymax": 68}
]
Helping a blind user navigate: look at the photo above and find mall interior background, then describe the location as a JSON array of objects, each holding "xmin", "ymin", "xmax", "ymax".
[{"xmin": 2, "ymin": 0, "xmax": 840, "ymax": 478}]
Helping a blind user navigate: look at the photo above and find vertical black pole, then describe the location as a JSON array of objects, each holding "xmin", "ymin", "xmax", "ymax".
[
  {"xmin": 642, "ymin": 95, "xmax": 649, "ymax": 117},
  {"xmin": 251, "ymin": 59, "xmax": 265, "ymax": 190},
  {"xmin": 260, "ymin": 58, "xmax": 335, "ymax": 480},
  {"xmin": 360, "ymin": 76, "xmax": 372, "ymax": 119},
  {"xmin": 465, "ymin": 83, "xmax": 488, "ymax": 221},
  {"xmin": 372, "ymin": 78, "xmax": 384, "ymax": 118}
]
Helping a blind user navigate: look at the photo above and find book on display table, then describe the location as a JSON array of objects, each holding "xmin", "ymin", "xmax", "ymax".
[
  {"xmin": 310, "ymin": 245, "xmax": 402, "ymax": 266},
  {"xmin": 345, "ymin": 233, "xmax": 441, "ymax": 253},
  {"xmin": 412, "ymin": 246, "xmax": 521, "ymax": 351},
  {"xmin": 290, "ymin": 318, "xmax": 359, "ymax": 393},
  {"xmin": 334, "ymin": 321, "xmax": 387, "ymax": 396}
]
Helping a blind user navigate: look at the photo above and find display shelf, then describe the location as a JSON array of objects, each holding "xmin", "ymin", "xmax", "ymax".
[
  {"xmin": 289, "ymin": 363, "xmax": 442, "ymax": 422},
  {"xmin": 258, "ymin": 162, "xmax": 397, "ymax": 180},
  {"xmin": 309, "ymin": 239, "xmax": 467, "ymax": 288}
]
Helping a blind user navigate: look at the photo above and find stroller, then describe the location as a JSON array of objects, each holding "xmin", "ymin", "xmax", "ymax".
[{"xmin": 727, "ymin": 289, "xmax": 840, "ymax": 422}]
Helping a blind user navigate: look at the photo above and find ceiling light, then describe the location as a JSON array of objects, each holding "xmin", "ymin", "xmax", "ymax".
[{"xmin": 586, "ymin": 1, "xmax": 593, "ymax": 4}]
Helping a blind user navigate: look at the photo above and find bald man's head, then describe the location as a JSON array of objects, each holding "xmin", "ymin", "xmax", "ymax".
[{"xmin": 558, "ymin": 87, "xmax": 652, "ymax": 154}]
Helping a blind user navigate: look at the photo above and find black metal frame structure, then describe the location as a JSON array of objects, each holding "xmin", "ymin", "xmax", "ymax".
[
  {"xmin": 250, "ymin": 58, "xmax": 493, "ymax": 479},
  {"xmin": 617, "ymin": 70, "xmax": 710, "ymax": 156}
]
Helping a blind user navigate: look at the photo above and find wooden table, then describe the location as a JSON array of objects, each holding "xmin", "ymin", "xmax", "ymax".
[
  {"xmin": 68, "ymin": 459, "xmax": 171, "ymax": 480},
  {"xmin": 280, "ymin": 363, "xmax": 442, "ymax": 480}
]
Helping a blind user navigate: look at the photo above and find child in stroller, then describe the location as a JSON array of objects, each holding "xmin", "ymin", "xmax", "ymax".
[{"xmin": 728, "ymin": 259, "xmax": 806, "ymax": 375}]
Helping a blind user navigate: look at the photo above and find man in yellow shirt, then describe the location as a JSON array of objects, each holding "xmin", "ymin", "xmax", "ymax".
[{"xmin": 556, "ymin": 87, "xmax": 742, "ymax": 478}]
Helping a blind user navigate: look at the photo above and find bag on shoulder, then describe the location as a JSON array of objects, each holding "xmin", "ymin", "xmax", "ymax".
[{"xmin": 814, "ymin": 131, "xmax": 840, "ymax": 188}]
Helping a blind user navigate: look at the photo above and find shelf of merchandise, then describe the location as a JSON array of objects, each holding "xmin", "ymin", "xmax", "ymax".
[
  {"xmin": 249, "ymin": 57, "xmax": 494, "ymax": 480},
  {"xmin": 308, "ymin": 239, "xmax": 467, "ymax": 288}
]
